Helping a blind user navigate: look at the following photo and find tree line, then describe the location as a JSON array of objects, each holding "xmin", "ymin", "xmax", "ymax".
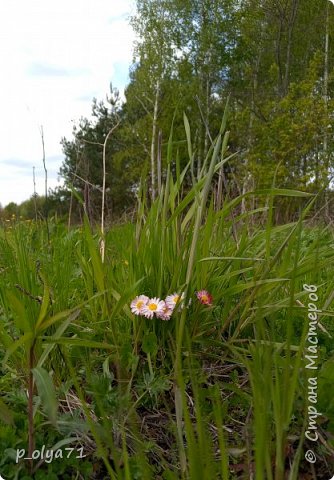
[{"xmin": 2, "ymin": 0, "xmax": 333, "ymax": 223}]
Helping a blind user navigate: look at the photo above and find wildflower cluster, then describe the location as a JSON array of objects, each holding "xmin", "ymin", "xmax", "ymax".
[
  {"xmin": 130, "ymin": 293, "xmax": 184, "ymax": 321},
  {"xmin": 130, "ymin": 290, "xmax": 213, "ymax": 320}
]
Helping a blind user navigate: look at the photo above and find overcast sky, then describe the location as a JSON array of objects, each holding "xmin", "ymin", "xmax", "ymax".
[{"xmin": 0, "ymin": 0, "xmax": 135, "ymax": 207}]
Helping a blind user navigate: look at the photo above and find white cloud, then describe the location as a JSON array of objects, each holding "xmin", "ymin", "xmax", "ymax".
[{"xmin": 0, "ymin": 0, "xmax": 135, "ymax": 207}]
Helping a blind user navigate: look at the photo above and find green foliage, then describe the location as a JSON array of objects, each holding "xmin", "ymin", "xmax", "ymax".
[
  {"xmin": 4, "ymin": 0, "xmax": 334, "ymax": 222},
  {"xmin": 1, "ymin": 117, "xmax": 334, "ymax": 478},
  {"xmin": 2, "ymin": 1, "xmax": 334, "ymax": 477}
]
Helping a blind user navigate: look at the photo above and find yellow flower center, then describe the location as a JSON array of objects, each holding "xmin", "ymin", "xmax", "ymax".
[
  {"xmin": 149, "ymin": 303, "xmax": 157, "ymax": 311},
  {"xmin": 173, "ymin": 295, "xmax": 180, "ymax": 303},
  {"xmin": 136, "ymin": 301, "xmax": 144, "ymax": 309},
  {"xmin": 202, "ymin": 295, "xmax": 208, "ymax": 302}
]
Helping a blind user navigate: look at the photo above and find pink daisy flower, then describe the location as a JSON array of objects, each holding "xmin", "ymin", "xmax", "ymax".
[
  {"xmin": 196, "ymin": 290, "xmax": 213, "ymax": 306},
  {"xmin": 142, "ymin": 297, "xmax": 166, "ymax": 319},
  {"xmin": 130, "ymin": 295, "xmax": 149, "ymax": 315},
  {"xmin": 165, "ymin": 292, "xmax": 185, "ymax": 310},
  {"xmin": 156, "ymin": 304, "xmax": 173, "ymax": 321}
]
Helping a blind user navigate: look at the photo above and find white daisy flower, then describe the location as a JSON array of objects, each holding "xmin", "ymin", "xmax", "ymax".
[
  {"xmin": 130, "ymin": 295, "xmax": 149, "ymax": 315},
  {"xmin": 165, "ymin": 292, "xmax": 185, "ymax": 310},
  {"xmin": 142, "ymin": 297, "xmax": 165, "ymax": 319}
]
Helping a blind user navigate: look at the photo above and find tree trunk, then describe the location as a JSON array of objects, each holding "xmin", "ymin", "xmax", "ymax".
[
  {"xmin": 216, "ymin": 165, "xmax": 224, "ymax": 211},
  {"xmin": 324, "ymin": 2, "xmax": 329, "ymax": 175},
  {"xmin": 276, "ymin": 15, "xmax": 284, "ymax": 97},
  {"xmin": 197, "ymin": 123, "xmax": 204, "ymax": 179},
  {"xmin": 283, "ymin": 0, "xmax": 299, "ymax": 96},
  {"xmin": 324, "ymin": 2, "xmax": 330, "ymax": 216},
  {"xmin": 203, "ymin": 74, "xmax": 211, "ymax": 160},
  {"xmin": 157, "ymin": 129, "xmax": 162, "ymax": 196},
  {"xmin": 150, "ymin": 79, "xmax": 160, "ymax": 202},
  {"xmin": 242, "ymin": 51, "xmax": 260, "ymax": 214}
]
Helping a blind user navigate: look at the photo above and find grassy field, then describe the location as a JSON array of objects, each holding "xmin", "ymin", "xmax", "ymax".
[{"xmin": 1, "ymin": 122, "xmax": 334, "ymax": 479}]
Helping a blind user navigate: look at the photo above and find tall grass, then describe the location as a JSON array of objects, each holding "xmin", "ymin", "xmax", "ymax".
[{"xmin": 0, "ymin": 113, "xmax": 334, "ymax": 479}]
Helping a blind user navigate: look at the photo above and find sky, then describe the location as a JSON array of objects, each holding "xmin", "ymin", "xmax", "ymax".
[{"xmin": 0, "ymin": 0, "xmax": 135, "ymax": 207}]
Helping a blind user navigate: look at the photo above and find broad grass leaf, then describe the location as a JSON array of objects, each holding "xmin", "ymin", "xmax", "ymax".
[
  {"xmin": 35, "ymin": 282, "xmax": 51, "ymax": 331},
  {"xmin": 36, "ymin": 307, "xmax": 80, "ymax": 333},
  {"xmin": 6, "ymin": 291, "xmax": 31, "ymax": 333},
  {"xmin": 183, "ymin": 112, "xmax": 193, "ymax": 162},
  {"xmin": 224, "ymin": 278, "xmax": 290, "ymax": 296},
  {"xmin": 37, "ymin": 309, "xmax": 81, "ymax": 368},
  {"xmin": 252, "ymin": 188, "xmax": 314, "ymax": 197},
  {"xmin": 32, "ymin": 366, "xmax": 58, "ymax": 426},
  {"xmin": 51, "ymin": 436, "xmax": 80, "ymax": 451},
  {"xmin": 200, "ymin": 256, "xmax": 264, "ymax": 262},
  {"xmin": 43, "ymin": 337, "xmax": 115, "ymax": 350}
]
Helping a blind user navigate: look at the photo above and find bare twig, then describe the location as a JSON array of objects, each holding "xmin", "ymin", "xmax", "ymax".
[
  {"xmin": 100, "ymin": 120, "xmax": 121, "ymax": 262},
  {"xmin": 32, "ymin": 166, "xmax": 38, "ymax": 221},
  {"xmin": 39, "ymin": 126, "xmax": 49, "ymax": 242}
]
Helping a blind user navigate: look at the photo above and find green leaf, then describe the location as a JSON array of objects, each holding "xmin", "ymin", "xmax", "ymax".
[
  {"xmin": 252, "ymin": 188, "xmax": 314, "ymax": 197},
  {"xmin": 51, "ymin": 436, "xmax": 79, "ymax": 451},
  {"xmin": 319, "ymin": 358, "xmax": 334, "ymax": 382},
  {"xmin": 43, "ymin": 337, "xmax": 115, "ymax": 350},
  {"xmin": 36, "ymin": 307, "xmax": 81, "ymax": 333},
  {"xmin": 32, "ymin": 366, "xmax": 58, "ymax": 426},
  {"xmin": 0, "ymin": 397, "xmax": 14, "ymax": 424},
  {"xmin": 37, "ymin": 309, "xmax": 81, "ymax": 368},
  {"xmin": 6, "ymin": 291, "xmax": 31, "ymax": 333},
  {"xmin": 35, "ymin": 282, "xmax": 51, "ymax": 331},
  {"xmin": 3, "ymin": 331, "xmax": 33, "ymax": 365},
  {"xmin": 200, "ymin": 256, "xmax": 265, "ymax": 262},
  {"xmin": 0, "ymin": 326, "xmax": 14, "ymax": 350},
  {"xmin": 224, "ymin": 278, "xmax": 290, "ymax": 296},
  {"xmin": 109, "ymin": 276, "xmax": 145, "ymax": 321},
  {"xmin": 142, "ymin": 332, "xmax": 158, "ymax": 355},
  {"xmin": 37, "ymin": 289, "xmax": 107, "ymax": 334}
]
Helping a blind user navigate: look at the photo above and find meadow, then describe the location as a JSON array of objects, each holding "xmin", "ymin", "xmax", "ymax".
[{"xmin": 1, "ymin": 120, "xmax": 334, "ymax": 479}]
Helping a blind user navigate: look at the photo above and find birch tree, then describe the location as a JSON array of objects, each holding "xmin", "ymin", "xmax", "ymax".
[{"xmin": 131, "ymin": 0, "xmax": 176, "ymax": 201}]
